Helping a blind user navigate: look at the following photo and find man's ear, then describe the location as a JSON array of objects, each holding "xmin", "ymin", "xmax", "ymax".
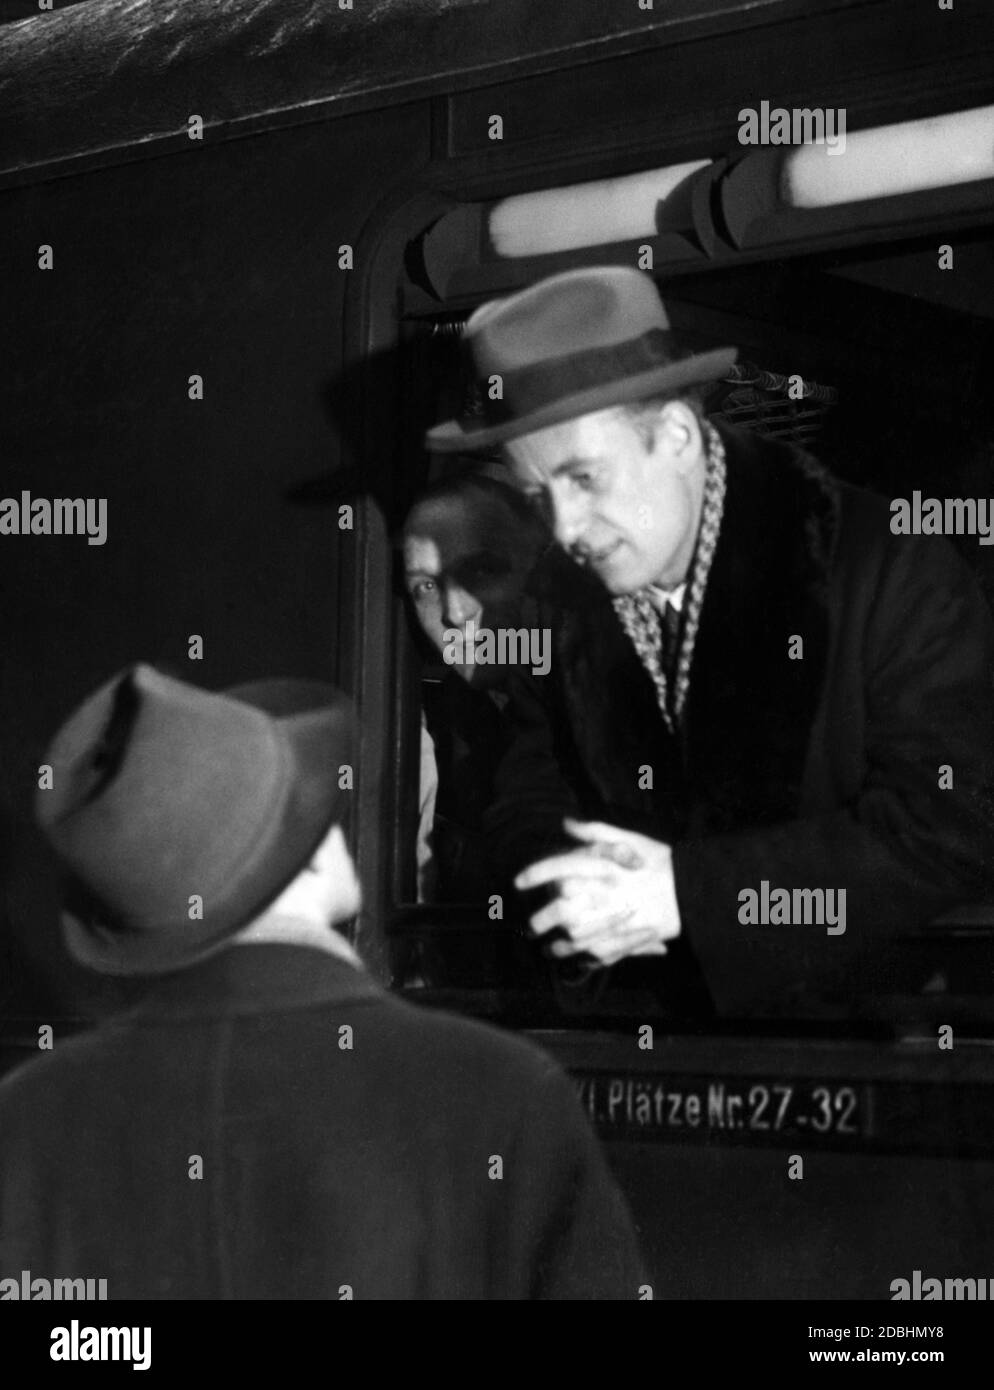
[{"xmin": 655, "ymin": 401, "xmax": 704, "ymax": 471}]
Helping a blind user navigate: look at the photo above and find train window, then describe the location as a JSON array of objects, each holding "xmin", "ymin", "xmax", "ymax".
[{"xmin": 388, "ymin": 214, "xmax": 994, "ymax": 1032}]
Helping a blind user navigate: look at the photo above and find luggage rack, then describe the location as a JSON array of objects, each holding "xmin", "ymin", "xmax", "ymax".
[{"xmin": 709, "ymin": 361, "xmax": 839, "ymax": 447}]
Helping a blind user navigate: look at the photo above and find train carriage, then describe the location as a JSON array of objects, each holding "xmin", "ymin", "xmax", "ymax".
[{"xmin": 3, "ymin": 0, "xmax": 994, "ymax": 1299}]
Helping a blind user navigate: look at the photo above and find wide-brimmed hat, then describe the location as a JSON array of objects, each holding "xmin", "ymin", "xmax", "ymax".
[
  {"xmin": 35, "ymin": 664, "xmax": 355, "ymax": 977},
  {"xmin": 425, "ymin": 266, "xmax": 737, "ymax": 452}
]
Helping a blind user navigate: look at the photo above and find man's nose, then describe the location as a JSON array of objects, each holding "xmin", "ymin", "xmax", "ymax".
[
  {"xmin": 443, "ymin": 583, "xmax": 482, "ymax": 628},
  {"xmin": 550, "ymin": 493, "xmax": 587, "ymax": 550}
]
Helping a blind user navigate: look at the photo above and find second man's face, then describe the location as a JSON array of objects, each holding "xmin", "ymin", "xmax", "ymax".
[{"xmin": 403, "ymin": 489, "xmax": 544, "ymax": 686}]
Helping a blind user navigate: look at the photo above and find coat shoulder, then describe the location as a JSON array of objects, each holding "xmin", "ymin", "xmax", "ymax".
[
  {"xmin": 0, "ymin": 993, "xmax": 571, "ymax": 1130},
  {"xmin": 0, "ymin": 1023, "xmax": 130, "ymax": 1131}
]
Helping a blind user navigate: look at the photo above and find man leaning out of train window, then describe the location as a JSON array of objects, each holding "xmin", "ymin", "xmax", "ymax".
[{"xmin": 423, "ymin": 267, "xmax": 994, "ymax": 1019}]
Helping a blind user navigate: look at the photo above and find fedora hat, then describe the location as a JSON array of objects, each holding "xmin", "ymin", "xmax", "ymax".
[
  {"xmin": 35, "ymin": 664, "xmax": 355, "ymax": 977},
  {"xmin": 425, "ymin": 266, "xmax": 737, "ymax": 452}
]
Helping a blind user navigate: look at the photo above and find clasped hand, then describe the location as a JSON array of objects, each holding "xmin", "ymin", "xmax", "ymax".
[{"xmin": 513, "ymin": 818, "xmax": 681, "ymax": 967}]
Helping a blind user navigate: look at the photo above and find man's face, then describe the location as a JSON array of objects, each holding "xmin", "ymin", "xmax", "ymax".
[
  {"xmin": 503, "ymin": 404, "xmax": 704, "ymax": 595},
  {"xmin": 403, "ymin": 487, "xmax": 544, "ymax": 686},
  {"xmin": 268, "ymin": 822, "xmax": 361, "ymax": 928}
]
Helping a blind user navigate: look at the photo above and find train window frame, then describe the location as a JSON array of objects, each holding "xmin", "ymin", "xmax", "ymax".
[{"xmin": 337, "ymin": 56, "xmax": 994, "ymax": 1032}]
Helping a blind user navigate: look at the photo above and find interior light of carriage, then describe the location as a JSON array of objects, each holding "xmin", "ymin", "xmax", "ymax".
[
  {"xmin": 783, "ymin": 104, "xmax": 994, "ymax": 208},
  {"xmin": 488, "ymin": 160, "xmax": 711, "ymax": 257}
]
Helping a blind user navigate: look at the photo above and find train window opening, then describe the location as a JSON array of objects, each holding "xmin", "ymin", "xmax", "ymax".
[{"xmin": 386, "ymin": 213, "xmax": 994, "ymax": 1034}]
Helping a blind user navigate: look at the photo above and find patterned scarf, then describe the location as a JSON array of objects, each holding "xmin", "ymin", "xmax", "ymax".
[{"xmin": 612, "ymin": 422, "xmax": 727, "ymax": 733}]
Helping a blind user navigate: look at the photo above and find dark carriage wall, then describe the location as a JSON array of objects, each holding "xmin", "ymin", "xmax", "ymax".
[{"xmin": 0, "ymin": 105, "xmax": 429, "ymax": 1020}]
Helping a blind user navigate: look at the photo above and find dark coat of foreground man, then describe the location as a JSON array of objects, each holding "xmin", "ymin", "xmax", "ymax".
[
  {"xmin": 0, "ymin": 945, "xmax": 639, "ymax": 1300},
  {"xmin": 0, "ymin": 666, "xmax": 644, "ymax": 1300}
]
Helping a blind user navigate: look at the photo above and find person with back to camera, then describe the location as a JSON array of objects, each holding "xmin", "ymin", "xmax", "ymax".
[{"xmin": 0, "ymin": 662, "xmax": 646, "ymax": 1298}]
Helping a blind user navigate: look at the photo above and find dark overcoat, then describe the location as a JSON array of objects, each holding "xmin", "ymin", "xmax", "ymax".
[
  {"xmin": 0, "ymin": 943, "xmax": 644, "ymax": 1299},
  {"xmin": 486, "ymin": 422, "xmax": 994, "ymax": 1016}
]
